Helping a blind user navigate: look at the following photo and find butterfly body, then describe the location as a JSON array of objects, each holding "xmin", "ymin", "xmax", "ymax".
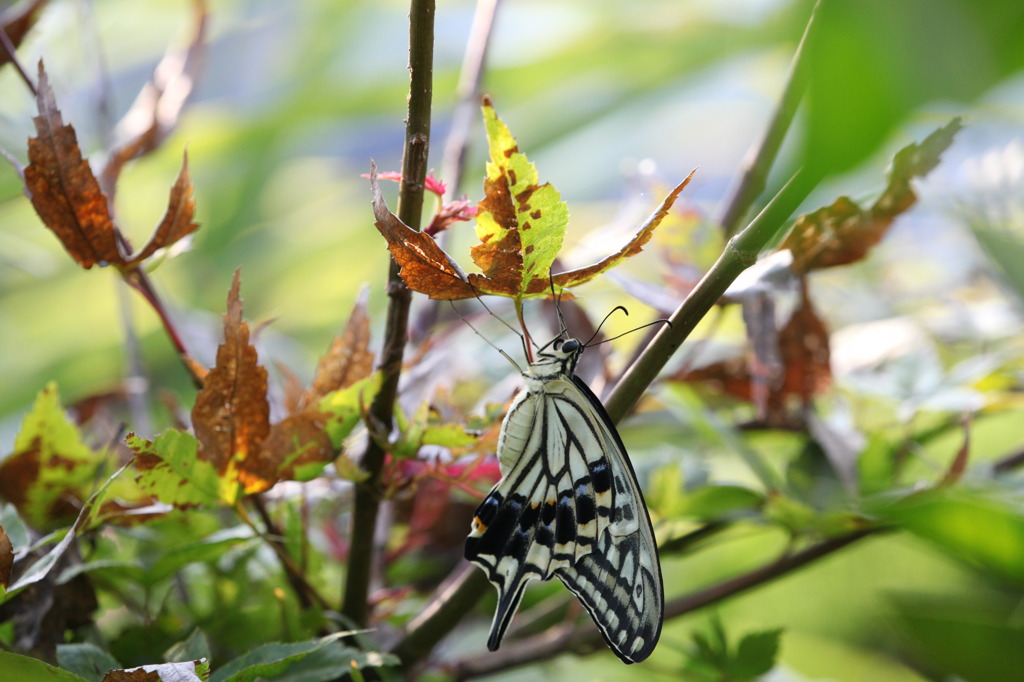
[{"xmin": 465, "ymin": 338, "xmax": 663, "ymax": 663}]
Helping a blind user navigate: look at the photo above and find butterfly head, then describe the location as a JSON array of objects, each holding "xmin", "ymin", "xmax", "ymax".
[{"xmin": 528, "ymin": 337, "xmax": 584, "ymax": 380}]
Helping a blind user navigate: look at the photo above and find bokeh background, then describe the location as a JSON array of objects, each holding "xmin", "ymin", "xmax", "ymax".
[{"xmin": 2, "ymin": 0, "xmax": 1024, "ymax": 679}]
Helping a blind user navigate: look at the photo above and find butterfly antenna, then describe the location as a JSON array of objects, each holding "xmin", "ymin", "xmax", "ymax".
[
  {"xmin": 583, "ymin": 305, "xmax": 630, "ymax": 347},
  {"xmin": 449, "ymin": 300, "xmax": 523, "ymax": 373},
  {"xmin": 588, "ymin": 317, "xmax": 672, "ymax": 348}
]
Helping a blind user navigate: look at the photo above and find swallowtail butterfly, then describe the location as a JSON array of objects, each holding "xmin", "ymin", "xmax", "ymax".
[{"xmin": 465, "ymin": 337, "xmax": 663, "ymax": 663}]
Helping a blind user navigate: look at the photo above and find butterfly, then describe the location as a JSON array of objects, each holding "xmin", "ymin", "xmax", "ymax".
[{"xmin": 465, "ymin": 336, "xmax": 663, "ymax": 663}]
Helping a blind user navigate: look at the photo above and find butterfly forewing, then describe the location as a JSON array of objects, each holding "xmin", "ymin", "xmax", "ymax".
[{"xmin": 465, "ymin": 339, "xmax": 663, "ymax": 663}]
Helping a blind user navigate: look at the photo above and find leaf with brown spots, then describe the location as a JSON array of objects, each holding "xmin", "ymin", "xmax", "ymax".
[
  {"xmin": 467, "ymin": 98, "xmax": 569, "ymax": 297},
  {"xmin": 783, "ymin": 118, "xmax": 962, "ymax": 274},
  {"xmin": 370, "ymin": 163, "xmax": 479, "ymax": 300},
  {"xmin": 0, "ymin": 384, "xmax": 110, "ymax": 530},
  {"xmin": 304, "ymin": 289, "xmax": 375, "ymax": 405},
  {"xmin": 191, "ymin": 269, "xmax": 271, "ymax": 500},
  {"xmin": 24, "ymin": 62, "xmax": 121, "ymax": 269}
]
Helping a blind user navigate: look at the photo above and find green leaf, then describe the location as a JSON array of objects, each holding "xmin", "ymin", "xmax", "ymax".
[
  {"xmin": 147, "ymin": 527, "xmax": 257, "ymax": 585},
  {"xmin": 129, "ymin": 431, "xmax": 224, "ymax": 507},
  {"xmin": 391, "ymin": 402, "xmax": 477, "ymax": 459},
  {"xmin": 678, "ymin": 484, "xmax": 766, "ymax": 520},
  {"xmin": 857, "ymin": 434, "xmax": 897, "ymax": 496},
  {"xmin": 58, "ymin": 643, "xmax": 121, "ymax": 682},
  {"xmin": 873, "ymin": 491, "xmax": 1024, "ymax": 583},
  {"xmin": 319, "ymin": 373, "xmax": 381, "ymax": 448},
  {"xmin": 209, "ymin": 632, "xmax": 394, "ymax": 682},
  {"xmin": 730, "ymin": 629, "xmax": 783, "ymax": 678},
  {"xmin": 0, "ymin": 503, "xmax": 29, "ymax": 552},
  {"xmin": 0, "ymin": 650, "xmax": 89, "ymax": 681},
  {"xmin": 165, "ymin": 628, "xmax": 212, "ymax": 666},
  {"xmin": 8, "ymin": 462, "xmax": 130, "ymax": 595},
  {"xmin": 256, "ymin": 645, "xmax": 399, "ymax": 682}
]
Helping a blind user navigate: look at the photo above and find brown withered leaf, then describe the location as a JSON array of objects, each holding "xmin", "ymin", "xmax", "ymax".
[
  {"xmin": 370, "ymin": 163, "xmax": 479, "ymax": 300},
  {"xmin": 24, "ymin": 61, "xmax": 122, "ymax": 268},
  {"xmin": 784, "ymin": 118, "xmax": 962, "ymax": 274},
  {"xmin": 0, "ymin": 523, "xmax": 12, "ymax": 589},
  {"xmin": 538, "ymin": 170, "xmax": 697, "ymax": 295},
  {"xmin": 125, "ymin": 152, "xmax": 199, "ymax": 264},
  {"xmin": 258, "ymin": 412, "xmax": 334, "ymax": 482},
  {"xmin": 99, "ymin": 0, "xmax": 208, "ymax": 196},
  {"xmin": 678, "ymin": 293, "xmax": 831, "ymax": 424},
  {"xmin": 0, "ymin": 0, "xmax": 49, "ymax": 70},
  {"xmin": 305, "ymin": 287, "xmax": 375, "ymax": 406},
  {"xmin": 192, "ymin": 270, "xmax": 271, "ymax": 492}
]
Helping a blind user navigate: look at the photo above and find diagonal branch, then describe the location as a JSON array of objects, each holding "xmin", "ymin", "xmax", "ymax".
[
  {"xmin": 716, "ymin": 0, "xmax": 819, "ymax": 236},
  {"xmin": 452, "ymin": 528, "xmax": 876, "ymax": 678}
]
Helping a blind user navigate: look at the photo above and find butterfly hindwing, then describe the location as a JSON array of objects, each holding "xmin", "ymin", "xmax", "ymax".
[{"xmin": 465, "ymin": 339, "xmax": 664, "ymax": 663}]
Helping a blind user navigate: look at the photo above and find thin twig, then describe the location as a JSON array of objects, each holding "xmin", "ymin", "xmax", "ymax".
[
  {"xmin": 248, "ymin": 495, "xmax": 331, "ymax": 615},
  {"xmin": 717, "ymin": 0, "xmax": 819, "ymax": 236},
  {"xmin": 439, "ymin": 0, "xmax": 501, "ymax": 196},
  {"xmin": 410, "ymin": 0, "xmax": 502, "ymax": 345},
  {"xmin": 122, "ymin": 268, "xmax": 207, "ymax": 388},
  {"xmin": 0, "ymin": 24, "xmax": 37, "ymax": 96},
  {"xmin": 341, "ymin": 0, "xmax": 435, "ymax": 628},
  {"xmin": 452, "ymin": 528, "xmax": 876, "ymax": 678}
]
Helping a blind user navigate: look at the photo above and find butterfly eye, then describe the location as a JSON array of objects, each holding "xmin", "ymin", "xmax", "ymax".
[{"xmin": 561, "ymin": 339, "xmax": 580, "ymax": 353}]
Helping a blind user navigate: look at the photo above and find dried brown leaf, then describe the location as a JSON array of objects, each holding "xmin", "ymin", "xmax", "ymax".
[
  {"xmin": 305, "ymin": 288, "xmax": 375, "ymax": 405},
  {"xmin": 24, "ymin": 61, "xmax": 121, "ymax": 268},
  {"xmin": 126, "ymin": 152, "xmax": 199, "ymax": 264},
  {"xmin": 784, "ymin": 118, "xmax": 962, "ymax": 274},
  {"xmin": 99, "ymin": 0, "xmax": 208, "ymax": 195},
  {"xmin": 370, "ymin": 163, "xmax": 480, "ymax": 300},
  {"xmin": 259, "ymin": 412, "xmax": 335, "ymax": 482},
  {"xmin": 677, "ymin": 294, "xmax": 831, "ymax": 424},
  {"xmin": 0, "ymin": 523, "xmax": 12, "ymax": 589},
  {"xmin": 192, "ymin": 270, "xmax": 271, "ymax": 491},
  {"xmin": 538, "ymin": 170, "xmax": 696, "ymax": 294}
]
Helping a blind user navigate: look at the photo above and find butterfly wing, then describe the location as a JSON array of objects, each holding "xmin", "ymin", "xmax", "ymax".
[
  {"xmin": 465, "ymin": 373, "xmax": 663, "ymax": 662},
  {"xmin": 553, "ymin": 376, "xmax": 663, "ymax": 663},
  {"xmin": 465, "ymin": 376, "xmax": 616, "ymax": 651}
]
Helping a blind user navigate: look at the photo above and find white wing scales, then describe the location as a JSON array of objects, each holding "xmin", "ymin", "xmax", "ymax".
[{"xmin": 465, "ymin": 342, "xmax": 663, "ymax": 663}]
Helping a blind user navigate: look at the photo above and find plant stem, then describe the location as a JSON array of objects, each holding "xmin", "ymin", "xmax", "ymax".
[
  {"xmin": 410, "ymin": 0, "xmax": 501, "ymax": 344},
  {"xmin": 605, "ymin": 168, "xmax": 815, "ymax": 424},
  {"xmin": 391, "ymin": 563, "xmax": 492, "ymax": 673},
  {"xmin": 340, "ymin": 0, "xmax": 435, "ymax": 628},
  {"xmin": 716, "ymin": 0, "xmax": 819, "ymax": 236}
]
